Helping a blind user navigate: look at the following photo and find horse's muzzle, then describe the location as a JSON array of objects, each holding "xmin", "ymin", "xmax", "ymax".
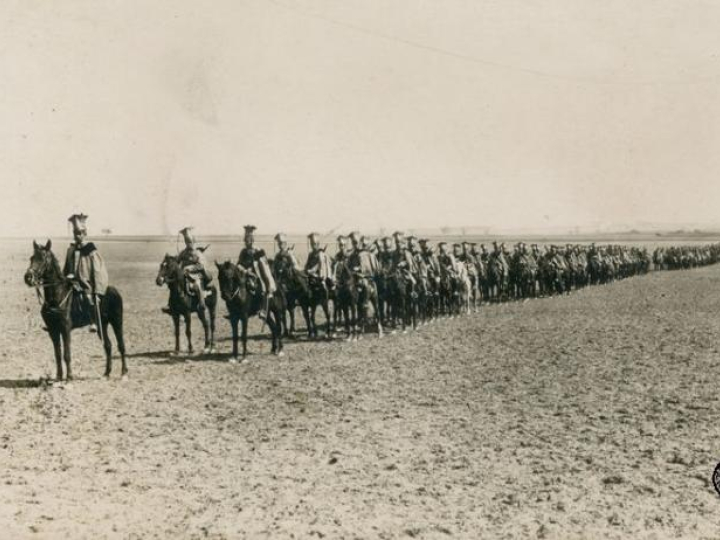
[
  {"xmin": 155, "ymin": 276, "xmax": 165, "ymax": 286},
  {"xmin": 24, "ymin": 271, "xmax": 35, "ymax": 287}
]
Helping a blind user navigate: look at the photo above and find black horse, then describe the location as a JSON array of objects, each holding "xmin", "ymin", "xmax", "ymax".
[
  {"xmin": 24, "ymin": 240, "xmax": 127, "ymax": 380},
  {"xmin": 215, "ymin": 261, "xmax": 285, "ymax": 361},
  {"xmin": 273, "ymin": 261, "xmax": 317, "ymax": 338},
  {"xmin": 334, "ymin": 260, "xmax": 384, "ymax": 340},
  {"xmin": 155, "ymin": 254, "xmax": 217, "ymax": 355}
]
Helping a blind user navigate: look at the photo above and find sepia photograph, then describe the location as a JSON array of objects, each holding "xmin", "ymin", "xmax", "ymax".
[{"xmin": 2, "ymin": 1, "xmax": 720, "ymax": 538}]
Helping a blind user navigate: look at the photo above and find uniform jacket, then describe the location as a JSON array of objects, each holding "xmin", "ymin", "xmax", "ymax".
[
  {"xmin": 63, "ymin": 242, "xmax": 108, "ymax": 295},
  {"xmin": 305, "ymin": 249, "xmax": 332, "ymax": 280}
]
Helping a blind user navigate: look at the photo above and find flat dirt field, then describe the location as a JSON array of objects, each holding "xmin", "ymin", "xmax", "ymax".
[{"xmin": 2, "ymin": 239, "xmax": 720, "ymax": 539}]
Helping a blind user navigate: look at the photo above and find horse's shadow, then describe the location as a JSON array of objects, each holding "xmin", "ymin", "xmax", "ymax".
[
  {"xmin": 0, "ymin": 379, "xmax": 44, "ymax": 389},
  {"xmin": 127, "ymin": 349, "xmax": 233, "ymax": 364}
]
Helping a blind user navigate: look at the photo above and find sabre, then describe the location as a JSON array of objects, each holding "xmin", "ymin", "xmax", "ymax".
[{"xmin": 94, "ymin": 294, "xmax": 105, "ymax": 343}]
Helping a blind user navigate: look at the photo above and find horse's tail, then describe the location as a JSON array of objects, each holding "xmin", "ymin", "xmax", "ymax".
[{"xmin": 105, "ymin": 286, "xmax": 123, "ymax": 314}]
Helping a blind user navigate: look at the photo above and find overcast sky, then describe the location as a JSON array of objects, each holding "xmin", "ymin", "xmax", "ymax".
[{"xmin": 2, "ymin": 0, "xmax": 720, "ymax": 237}]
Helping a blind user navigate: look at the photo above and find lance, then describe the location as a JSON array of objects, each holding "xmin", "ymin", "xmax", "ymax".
[{"xmin": 94, "ymin": 294, "xmax": 105, "ymax": 343}]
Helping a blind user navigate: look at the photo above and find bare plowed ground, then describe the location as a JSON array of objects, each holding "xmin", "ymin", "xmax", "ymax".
[{"xmin": 2, "ymin": 241, "xmax": 720, "ymax": 539}]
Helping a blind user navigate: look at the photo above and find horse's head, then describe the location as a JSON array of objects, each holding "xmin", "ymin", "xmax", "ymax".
[
  {"xmin": 156, "ymin": 254, "xmax": 181, "ymax": 287},
  {"xmin": 25, "ymin": 240, "xmax": 56, "ymax": 287},
  {"xmin": 215, "ymin": 260, "xmax": 246, "ymax": 302}
]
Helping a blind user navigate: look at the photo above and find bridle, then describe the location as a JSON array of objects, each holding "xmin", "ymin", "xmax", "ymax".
[
  {"xmin": 27, "ymin": 251, "xmax": 72, "ymax": 308},
  {"xmin": 219, "ymin": 265, "xmax": 244, "ymax": 302}
]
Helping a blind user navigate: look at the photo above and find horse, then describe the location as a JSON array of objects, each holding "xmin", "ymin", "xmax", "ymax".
[
  {"xmin": 333, "ymin": 260, "xmax": 383, "ymax": 340},
  {"xmin": 306, "ymin": 273, "xmax": 334, "ymax": 338},
  {"xmin": 24, "ymin": 240, "xmax": 127, "ymax": 380},
  {"xmin": 487, "ymin": 256, "xmax": 508, "ymax": 303},
  {"xmin": 215, "ymin": 261, "xmax": 285, "ymax": 361},
  {"xmin": 155, "ymin": 254, "xmax": 217, "ymax": 355},
  {"xmin": 387, "ymin": 265, "xmax": 418, "ymax": 331},
  {"xmin": 272, "ymin": 258, "xmax": 312, "ymax": 339},
  {"xmin": 273, "ymin": 260, "xmax": 332, "ymax": 339}
]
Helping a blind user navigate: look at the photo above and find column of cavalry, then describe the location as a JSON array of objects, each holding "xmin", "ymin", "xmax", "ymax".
[{"xmin": 24, "ymin": 214, "xmax": 720, "ymax": 379}]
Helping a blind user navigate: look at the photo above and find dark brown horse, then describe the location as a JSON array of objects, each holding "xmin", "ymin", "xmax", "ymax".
[
  {"xmin": 215, "ymin": 261, "xmax": 285, "ymax": 361},
  {"xmin": 155, "ymin": 254, "xmax": 217, "ymax": 355},
  {"xmin": 24, "ymin": 240, "xmax": 127, "ymax": 380}
]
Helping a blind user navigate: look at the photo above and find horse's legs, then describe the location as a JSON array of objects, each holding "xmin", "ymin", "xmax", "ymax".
[
  {"xmin": 241, "ymin": 316, "xmax": 249, "ymax": 360},
  {"xmin": 276, "ymin": 308, "xmax": 284, "ymax": 354},
  {"xmin": 230, "ymin": 317, "xmax": 239, "ymax": 360},
  {"xmin": 372, "ymin": 296, "xmax": 383, "ymax": 338},
  {"xmin": 301, "ymin": 304, "xmax": 313, "ymax": 338},
  {"xmin": 102, "ymin": 319, "xmax": 112, "ymax": 378},
  {"xmin": 286, "ymin": 304, "xmax": 296, "ymax": 338},
  {"xmin": 50, "ymin": 331, "xmax": 62, "ymax": 381},
  {"xmin": 110, "ymin": 317, "xmax": 128, "ymax": 376},
  {"xmin": 62, "ymin": 328, "xmax": 73, "ymax": 381},
  {"xmin": 197, "ymin": 307, "xmax": 210, "ymax": 352},
  {"xmin": 184, "ymin": 315, "xmax": 193, "ymax": 354},
  {"xmin": 320, "ymin": 300, "xmax": 332, "ymax": 338},
  {"xmin": 209, "ymin": 302, "xmax": 216, "ymax": 351},
  {"xmin": 172, "ymin": 315, "xmax": 181, "ymax": 354}
]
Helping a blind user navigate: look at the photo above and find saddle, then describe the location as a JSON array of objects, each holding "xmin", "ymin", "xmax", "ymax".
[
  {"xmin": 184, "ymin": 273, "xmax": 214, "ymax": 298},
  {"xmin": 70, "ymin": 289, "xmax": 94, "ymax": 329}
]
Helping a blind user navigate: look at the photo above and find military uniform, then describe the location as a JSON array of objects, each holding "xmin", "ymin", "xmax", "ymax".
[
  {"xmin": 176, "ymin": 226, "xmax": 212, "ymax": 310},
  {"xmin": 63, "ymin": 213, "xmax": 108, "ymax": 333},
  {"xmin": 272, "ymin": 232, "xmax": 300, "ymax": 277},
  {"xmin": 347, "ymin": 231, "xmax": 379, "ymax": 278},
  {"xmin": 237, "ymin": 225, "xmax": 276, "ymax": 317},
  {"xmin": 305, "ymin": 232, "xmax": 332, "ymax": 287}
]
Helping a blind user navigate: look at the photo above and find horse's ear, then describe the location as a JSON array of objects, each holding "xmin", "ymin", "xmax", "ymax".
[
  {"xmin": 33, "ymin": 240, "xmax": 39, "ymax": 250},
  {"xmin": 45, "ymin": 239, "xmax": 52, "ymax": 251}
]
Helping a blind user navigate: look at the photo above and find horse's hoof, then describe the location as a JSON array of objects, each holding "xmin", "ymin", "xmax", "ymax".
[
  {"xmin": 229, "ymin": 357, "xmax": 238, "ymax": 364},
  {"xmin": 276, "ymin": 351, "xmax": 285, "ymax": 358}
]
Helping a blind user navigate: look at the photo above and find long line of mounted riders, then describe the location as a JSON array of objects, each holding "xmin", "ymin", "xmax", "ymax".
[{"xmin": 24, "ymin": 222, "xmax": 720, "ymax": 380}]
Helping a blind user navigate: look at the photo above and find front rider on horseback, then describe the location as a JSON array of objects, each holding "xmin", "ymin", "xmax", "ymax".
[
  {"xmin": 64, "ymin": 213, "xmax": 108, "ymax": 334},
  {"xmin": 237, "ymin": 225, "xmax": 276, "ymax": 320}
]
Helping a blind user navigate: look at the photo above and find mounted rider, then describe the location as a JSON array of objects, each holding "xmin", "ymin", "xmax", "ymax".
[
  {"xmin": 390, "ymin": 231, "xmax": 417, "ymax": 285},
  {"xmin": 305, "ymin": 232, "xmax": 333, "ymax": 291},
  {"xmin": 272, "ymin": 232, "xmax": 300, "ymax": 278},
  {"xmin": 237, "ymin": 225, "xmax": 276, "ymax": 319},
  {"xmin": 438, "ymin": 242, "xmax": 461, "ymax": 276},
  {"xmin": 490, "ymin": 241, "xmax": 510, "ymax": 275},
  {"xmin": 347, "ymin": 231, "xmax": 379, "ymax": 279},
  {"xmin": 63, "ymin": 213, "xmax": 108, "ymax": 334},
  {"xmin": 376, "ymin": 236, "xmax": 394, "ymax": 273},
  {"xmin": 166, "ymin": 226, "xmax": 212, "ymax": 313},
  {"xmin": 391, "ymin": 231, "xmax": 417, "ymax": 272}
]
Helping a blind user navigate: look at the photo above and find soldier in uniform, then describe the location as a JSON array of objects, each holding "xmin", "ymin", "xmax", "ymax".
[
  {"xmin": 237, "ymin": 225, "xmax": 276, "ymax": 319},
  {"xmin": 305, "ymin": 232, "xmax": 333, "ymax": 290},
  {"xmin": 165, "ymin": 226, "xmax": 212, "ymax": 313},
  {"xmin": 64, "ymin": 213, "xmax": 109, "ymax": 333},
  {"xmin": 391, "ymin": 231, "xmax": 417, "ymax": 274},
  {"xmin": 348, "ymin": 231, "xmax": 379, "ymax": 278},
  {"xmin": 272, "ymin": 232, "xmax": 300, "ymax": 277},
  {"xmin": 438, "ymin": 242, "xmax": 460, "ymax": 275},
  {"xmin": 376, "ymin": 236, "xmax": 394, "ymax": 272}
]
